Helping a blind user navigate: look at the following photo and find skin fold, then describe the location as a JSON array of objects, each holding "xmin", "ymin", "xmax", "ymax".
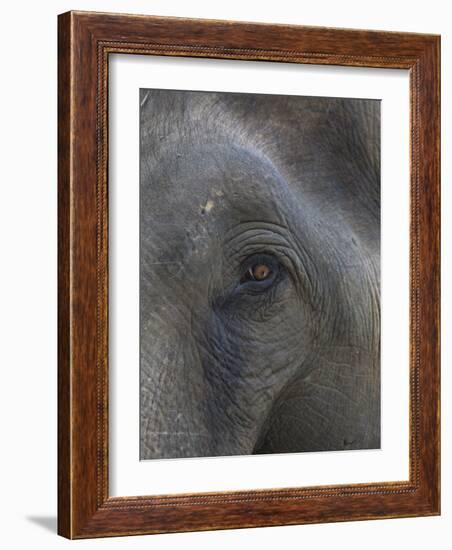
[{"xmin": 140, "ymin": 89, "xmax": 380, "ymax": 459}]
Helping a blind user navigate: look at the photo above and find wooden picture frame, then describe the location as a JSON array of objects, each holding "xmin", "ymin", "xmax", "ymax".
[{"xmin": 58, "ymin": 10, "xmax": 440, "ymax": 539}]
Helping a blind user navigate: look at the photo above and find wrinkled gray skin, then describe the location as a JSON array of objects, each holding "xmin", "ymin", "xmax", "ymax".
[{"xmin": 140, "ymin": 89, "xmax": 380, "ymax": 459}]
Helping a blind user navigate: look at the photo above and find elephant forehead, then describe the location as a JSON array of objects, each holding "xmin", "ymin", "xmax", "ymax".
[
  {"xmin": 141, "ymin": 143, "xmax": 292, "ymax": 242},
  {"xmin": 140, "ymin": 140, "xmax": 372, "ymax": 285}
]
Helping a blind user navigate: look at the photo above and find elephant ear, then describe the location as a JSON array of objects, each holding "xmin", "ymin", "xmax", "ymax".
[{"xmin": 255, "ymin": 347, "xmax": 381, "ymax": 454}]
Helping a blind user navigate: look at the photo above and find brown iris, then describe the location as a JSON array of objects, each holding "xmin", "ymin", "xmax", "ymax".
[{"xmin": 247, "ymin": 263, "xmax": 271, "ymax": 281}]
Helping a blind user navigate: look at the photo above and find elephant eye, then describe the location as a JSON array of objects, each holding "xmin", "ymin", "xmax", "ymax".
[
  {"xmin": 239, "ymin": 254, "xmax": 280, "ymax": 289},
  {"xmin": 242, "ymin": 263, "xmax": 272, "ymax": 282}
]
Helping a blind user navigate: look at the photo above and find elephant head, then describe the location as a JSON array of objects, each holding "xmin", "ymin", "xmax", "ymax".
[{"xmin": 140, "ymin": 89, "xmax": 380, "ymax": 459}]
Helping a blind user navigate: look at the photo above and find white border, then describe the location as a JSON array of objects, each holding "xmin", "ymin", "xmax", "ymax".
[{"xmin": 109, "ymin": 55, "xmax": 410, "ymax": 497}]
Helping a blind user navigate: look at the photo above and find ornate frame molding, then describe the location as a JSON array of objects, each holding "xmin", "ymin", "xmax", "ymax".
[{"xmin": 58, "ymin": 11, "xmax": 440, "ymax": 538}]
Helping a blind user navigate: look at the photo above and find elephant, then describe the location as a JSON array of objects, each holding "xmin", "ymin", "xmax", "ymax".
[{"xmin": 139, "ymin": 88, "xmax": 380, "ymax": 460}]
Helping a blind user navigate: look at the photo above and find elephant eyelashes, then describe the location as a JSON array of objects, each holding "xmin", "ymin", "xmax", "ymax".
[{"xmin": 239, "ymin": 254, "xmax": 280, "ymax": 291}]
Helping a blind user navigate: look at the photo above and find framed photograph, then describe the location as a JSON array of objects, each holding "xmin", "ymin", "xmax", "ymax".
[{"xmin": 58, "ymin": 11, "xmax": 440, "ymax": 538}]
